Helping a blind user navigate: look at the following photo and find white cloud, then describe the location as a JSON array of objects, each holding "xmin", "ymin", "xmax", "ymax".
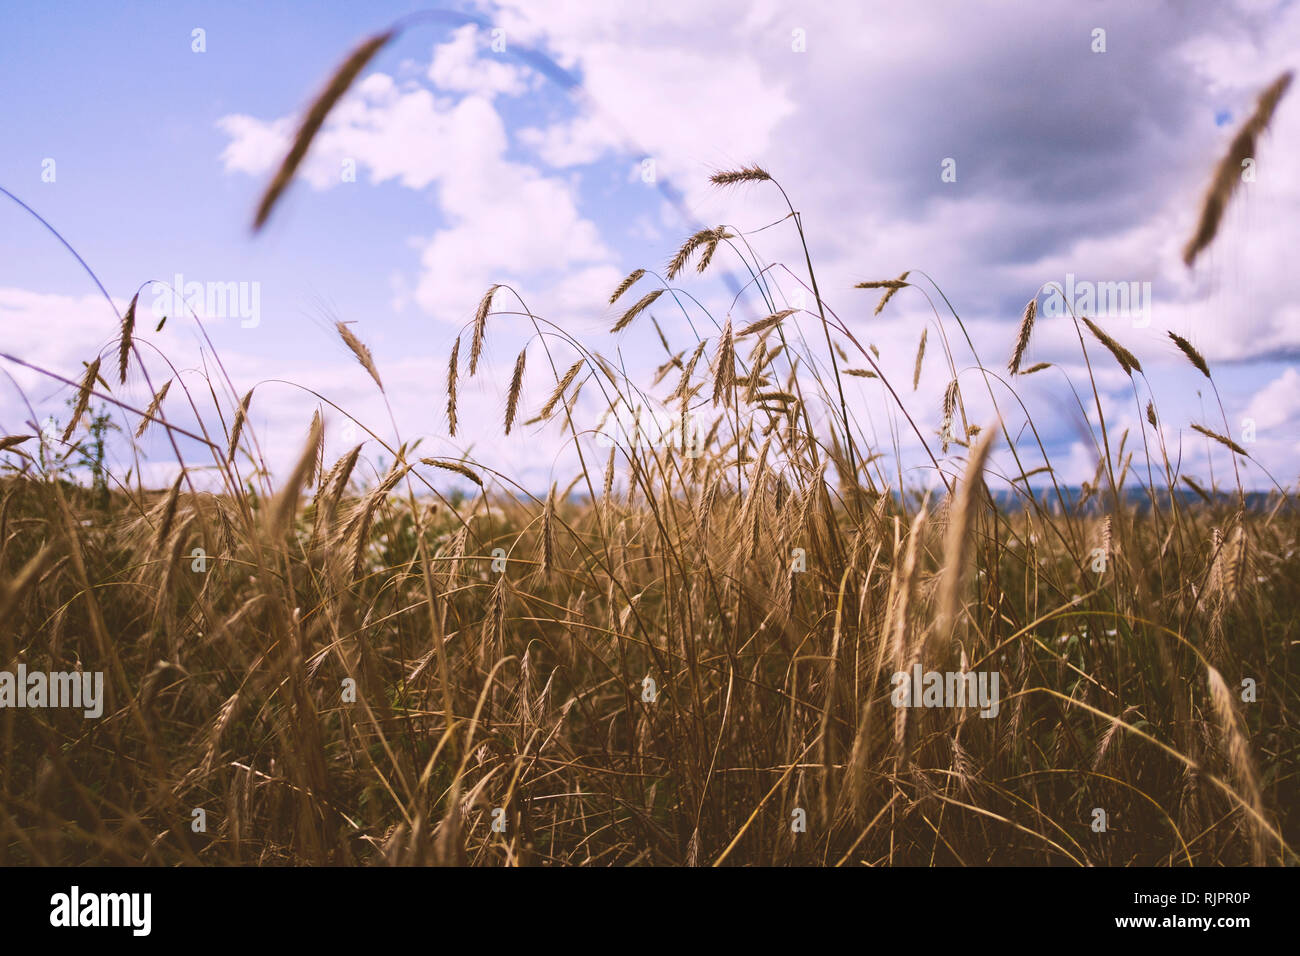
[
  {"xmin": 427, "ymin": 24, "xmax": 530, "ymax": 97},
  {"xmin": 1245, "ymin": 367, "xmax": 1300, "ymax": 431}
]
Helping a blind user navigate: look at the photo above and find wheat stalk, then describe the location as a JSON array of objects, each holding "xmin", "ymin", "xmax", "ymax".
[
  {"xmin": 1081, "ymin": 317, "xmax": 1142, "ymax": 376},
  {"xmin": 227, "ymin": 389, "xmax": 253, "ymax": 462},
  {"xmin": 1168, "ymin": 331, "xmax": 1211, "ymax": 379},
  {"xmin": 470, "ymin": 284, "xmax": 499, "ymax": 376},
  {"xmin": 446, "ymin": 335, "xmax": 460, "ymax": 437},
  {"xmin": 738, "ymin": 309, "xmax": 796, "ymax": 338},
  {"xmin": 62, "ymin": 357, "xmax": 102, "ymax": 443},
  {"xmin": 1008, "ymin": 298, "xmax": 1037, "ymax": 374},
  {"xmin": 710, "ymin": 165, "xmax": 772, "ymax": 187},
  {"xmin": 667, "ymin": 227, "xmax": 730, "ymax": 280},
  {"xmin": 135, "ymin": 379, "xmax": 172, "ymax": 439},
  {"xmin": 336, "ymin": 321, "xmax": 383, "ymax": 390},
  {"xmin": 609, "ymin": 268, "xmax": 646, "ymax": 305},
  {"xmin": 1191, "ymin": 423, "xmax": 1248, "ymax": 457},
  {"xmin": 930, "ymin": 425, "xmax": 998, "ymax": 661},
  {"xmin": 1184, "ymin": 71, "xmax": 1293, "ymax": 267},
  {"xmin": 541, "ymin": 358, "xmax": 584, "ymax": 420},
  {"xmin": 874, "ymin": 271, "xmax": 911, "ymax": 316},
  {"xmin": 711, "ymin": 319, "xmax": 735, "ymax": 406},
  {"xmin": 420, "ymin": 458, "xmax": 482, "ymax": 487},
  {"xmin": 118, "ymin": 292, "xmax": 138, "ymax": 385},
  {"xmin": 912, "ymin": 327, "xmax": 927, "ymax": 391},
  {"xmin": 611, "ymin": 289, "xmax": 664, "ymax": 333},
  {"xmin": 253, "ymin": 30, "xmax": 395, "ymax": 231},
  {"xmin": 505, "ymin": 348, "xmax": 527, "ymax": 434}
]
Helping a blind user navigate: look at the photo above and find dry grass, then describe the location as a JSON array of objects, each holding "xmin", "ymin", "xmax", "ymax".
[{"xmin": 0, "ymin": 50, "xmax": 1296, "ymax": 869}]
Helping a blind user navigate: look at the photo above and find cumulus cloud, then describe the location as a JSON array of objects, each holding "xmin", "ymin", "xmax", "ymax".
[{"xmin": 200, "ymin": 0, "xmax": 1300, "ymax": 489}]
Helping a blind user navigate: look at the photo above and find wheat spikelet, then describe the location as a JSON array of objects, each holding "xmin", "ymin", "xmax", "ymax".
[
  {"xmin": 1146, "ymin": 400, "xmax": 1158, "ymax": 428},
  {"xmin": 1008, "ymin": 298, "xmax": 1037, "ymax": 374},
  {"xmin": 940, "ymin": 378, "xmax": 959, "ymax": 453},
  {"xmin": 912, "ymin": 327, "xmax": 927, "ymax": 391},
  {"xmin": 696, "ymin": 229, "xmax": 731, "ymax": 273},
  {"xmin": 1205, "ymin": 665, "xmax": 1268, "ymax": 864},
  {"xmin": 62, "ymin": 357, "xmax": 102, "ymax": 443},
  {"xmin": 890, "ymin": 506, "xmax": 929, "ymax": 752},
  {"xmin": 335, "ymin": 321, "xmax": 383, "ymax": 390},
  {"xmin": 1168, "ymin": 331, "xmax": 1211, "ymax": 379},
  {"xmin": 1081, "ymin": 317, "xmax": 1142, "ymax": 376},
  {"xmin": 541, "ymin": 483, "xmax": 556, "ymax": 577},
  {"xmin": 843, "ymin": 368, "xmax": 877, "ymax": 378},
  {"xmin": 311, "ymin": 442, "xmax": 362, "ymax": 539},
  {"xmin": 268, "ymin": 413, "xmax": 323, "ymax": 538},
  {"xmin": 470, "ymin": 284, "xmax": 499, "ymax": 376},
  {"xmin": 930, "ymin": 425, "xmax": 998, "ymax": 662},
  {"xmin": 504, "ymin": 348, "xmax": 527, "ymax": 435},
  {"xmin": 446, "ymin": 522, "xmax": 469, "ymax": 586},
  {"xmin": 153, "ymin": 471, "xmax": 184, "ymax": 556},
  {"xmin": 420, "ymin": 458, "xmax": 482, "ymax": 487},
  {"xmin": 609, "ymin": 268, "xmax": 646, "ymax": 305},
  {"xmin": 874, "ymin": 270, "xmax": 911, "ymax": 315},
  {"xmin": 1191, "ymin": 423, "xmax": 1248, "ymax": 457},
  {"xmin": 541, "ymin": 359, "xmax": 584, "ymax": 420},
  {"xmin": 602, "ymin": 448, "xmax": 615, "ymax": 505},
  {"xmin": 1021, "ymin": 362, "xmax": 1051, "ymax": 375},
  {"xmin": 611, "ymin": 289, "xmax": 664, "ymax": 333},
  {"xmin": 118, "ymin": 292, "xmax": 138, "ymax": 385},
  {"xmin": 854, "ymin": 279, "xmax": 908, "ymax": 290},
  {"xmin": 445, "ymin": 334, "xmax": 460, "ymax": 437},
  {"xmin": 1182, "ymin": 474, "xmax": 1213, "ymax": 504},
  {"xmin": 227, "ymin": 389, "xmax": 253, "ymax": 462},
  {"xmin": 253, "ymin": 30, "xmax": 394, "ymax": 230},
  {"xmin": 304, "ymin": 408, "xmax": 324, "ymax": 488},
  {"xmin": 711, "ymin": 318, "xmax": 735, "ymax": 406},
  {"xmin": 1184, "ymin": 71, "xmax": 1293, "ymax": 267},
  {"xmin": 347, "ymin": 462, "xmax": 408, "ymax": 580},
  {"xmin": 0, "ymin": 435, "xmax": 32, "ymax": 453},
  {"xmin": 667, "ymin": 227, "xmax": 730, "ymax": 280},
  {"xmin": 738, "ymin": 309, "xmax": 795, "ymax": 338},
  {"xmin": 135, "ymin": 378, "xmax": 172, "ymax": 439},
  {"xmin": 709, "ymin": 165, "xmax": 772, "ymax": 187}
]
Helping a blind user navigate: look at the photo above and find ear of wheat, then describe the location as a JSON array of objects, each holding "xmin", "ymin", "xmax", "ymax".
[
  {"xmin": 1168, "ymin": 331, "xmax": 1211, "ymax": 379},
  {"xmin": 709, "ymin": 165, "xmax": 772, "ymax": 187},
  {"xmin": 875, "ymin": 271, "xmax": 911, "ymax": 315},
  {"xmin": 61, "ymin": 357, "xmax": 102, "ymax": 444},
  {"xmin": 446, "ymin": 335, "xmax": 460, "ymax": 437},
  {"xmin": 1009, "ymin": 298, "xmax": 1037, "ymax": 374},
  {"xmin": 253, "ymin": 30, "xmax": 395, "ymax": 231},
  {"xmin": 118, "ymin": 292, "xmax": 138, "ymax": 385},
  {"xmin": 1081, "ymin": 317, "xmax": 1142, "ymax": 376},
  {"xmin": 470, "ymin": 284, "xmax": 499, "ymax": 376},
  {"xmin": 1191, "ymin": 423, "xmax": 1248, "ymax": 457},
  {"xmin": 505, "ymin": 348, "xmax": 527, "ymax": 434},
  {"xmin": 609, "ymin": 268, "xmax": 646, "ymax": 305},
  {"xmin": 913, "ymin": 327, "xmax": 927, "ymax": 390},
  {"xmin": 1184, "ymin": 71, "xmax": 1293, "ymax": 267},
  {"xmin": 611, "ymin": 289, "xmax": 664, "ymax": 333},
  {"xmin": 336, "ymin": 321, "xmax": 383, "ymax": 390}
]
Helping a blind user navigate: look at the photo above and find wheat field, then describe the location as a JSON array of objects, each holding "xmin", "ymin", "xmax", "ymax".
[{"xmin": 0, "ymin": 32, "xmax": 1295, "ymax": 868}]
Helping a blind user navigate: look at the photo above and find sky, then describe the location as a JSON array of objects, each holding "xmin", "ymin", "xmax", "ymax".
[{"xmin": 1, "ymin": 0, "xmax": 1298, "ymax": 496}]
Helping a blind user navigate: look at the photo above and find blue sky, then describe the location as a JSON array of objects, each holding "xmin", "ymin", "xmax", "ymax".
[{"xmin": 2, "ymin": 0, "xmax": 1298, "ymax": 495}]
